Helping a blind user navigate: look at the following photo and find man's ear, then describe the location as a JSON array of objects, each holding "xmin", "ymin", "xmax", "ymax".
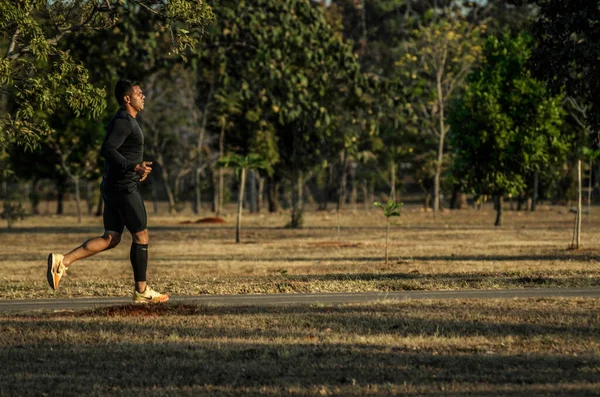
[{"xmin": 124, "ymin": 95, "xmax": 130, "ymax": 104}]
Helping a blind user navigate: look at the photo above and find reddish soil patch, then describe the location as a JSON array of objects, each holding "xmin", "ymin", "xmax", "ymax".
[{"xmin": 195, "ymin": 217, "xmax": 226, "ymax": 224}]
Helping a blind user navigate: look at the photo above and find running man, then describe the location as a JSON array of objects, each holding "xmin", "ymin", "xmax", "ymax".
[{"xmin": 46, "ymin": 79, "xmax": 168, "ymax": 304}]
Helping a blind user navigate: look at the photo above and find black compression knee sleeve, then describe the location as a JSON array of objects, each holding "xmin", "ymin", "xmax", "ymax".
[{"xmin": 130, "ymin": 243, "xmax": 148, "ymax": 282}]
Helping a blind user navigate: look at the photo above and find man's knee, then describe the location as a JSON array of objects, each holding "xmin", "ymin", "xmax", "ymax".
[
  {"xmin": 104, "ymin": 231, "xmax": 122, "ymax": 249},
  {"xmin": 133, "ymin": 229, "xmax": 148, "ymax": 244}
]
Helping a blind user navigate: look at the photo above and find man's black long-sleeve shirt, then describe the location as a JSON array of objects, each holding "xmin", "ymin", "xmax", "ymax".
[{"xmin": 100, "ymin": 108, "xmax": 144, "ymax": 193}]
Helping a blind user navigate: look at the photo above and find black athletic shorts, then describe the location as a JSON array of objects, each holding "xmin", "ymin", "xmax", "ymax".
[{"xmin": 101, "ymin": 184, "xmax": 147, "ymax": 234}]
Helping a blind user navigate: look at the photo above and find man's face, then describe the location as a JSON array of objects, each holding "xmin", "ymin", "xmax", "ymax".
[{"xmin": 126, "ymin": 85, "xmax": 145, "ymax": 112}]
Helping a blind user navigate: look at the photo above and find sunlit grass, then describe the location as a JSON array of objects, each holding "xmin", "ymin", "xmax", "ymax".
[{"xmin": 2, "ymin": 201, "xmax": 600, "ymax": 298}]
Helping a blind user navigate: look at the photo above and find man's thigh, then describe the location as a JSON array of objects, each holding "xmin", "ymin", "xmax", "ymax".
[
  {"xmin": 117, "ymin": 190, "xmax": 147, "ymax": 234},
  {"xmin": 102, "ymin": 192, "xmax": 125, "ymax": 234}
]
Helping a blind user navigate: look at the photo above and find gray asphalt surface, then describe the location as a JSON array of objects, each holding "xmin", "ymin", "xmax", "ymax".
[{"xmin": 1, "ymin": 287, "xmax": 600, "ymax": 313}]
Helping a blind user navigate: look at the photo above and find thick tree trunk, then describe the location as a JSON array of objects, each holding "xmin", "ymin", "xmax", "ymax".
[
  {"xmin": 531, "ymin": 172, "xmax": 538, "ymax": 211},
  {"xmin": 337, "ymin": 152, "xmax": 348, "ymax": 211},
  {"xmin": 290, "ymin": 171, "xmax": 304, "ymax": 228},
  {"xmin": 494, "ymin": 195, "xmax": 504, "ymax": 227},
  {"xmin": 236, "ymin": 168, "xmax": 247, "ymax": 243}
]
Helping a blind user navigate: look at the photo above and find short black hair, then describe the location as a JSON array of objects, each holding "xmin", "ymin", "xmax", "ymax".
[{"xmin": 115, "ymin": 79, "xmax": 140, "ymax": 106}]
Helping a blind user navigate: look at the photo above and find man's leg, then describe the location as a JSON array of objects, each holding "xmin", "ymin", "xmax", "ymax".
[
  {"xmin": 63, "ymin": 231, "xmax": 122, "ymax": 267},
  {"xmin": 121, "ymin": 189, "xmax": 168, "ymax": 303},
  {"xmin": 47, "ymin": 186, "xmax": 125, "ymax": 291},
  {"xmin": 47, "ymin": 231, "xmax": 122, "ymax": 290},
  {"xmin": 131, "ymin": 228, "xmax": 148, "ymax": 293}
]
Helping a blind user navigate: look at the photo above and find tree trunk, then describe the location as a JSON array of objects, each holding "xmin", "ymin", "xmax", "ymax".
[
  {"xmin": 290, "ymin": 171, "xmax": 304, "ymax": 228},
  {"xmin": 218, "ymin": 122, "xmax": 226, "ymax": 215},
  {"xmin": 494, "ymin": 195, "xmax": 503, "ymax": 227},
  {"xmin": 531, "ymin": 172, "xmax": 538, "ymax": 211},
  {"xmin": 74, "ymin": 176, "xmax": 82, "ymax": 224},
  {"xmin": 424, "ymin": 194, "xmax": 431, "ymax": 210},
  {"xmin": 350, "ymin": 165, "xmax": 358, "ymax": 211},
  {"xmin": 85, "ymin": 180, "xmax": 94, "ymax": 215},
  {"xmin": 150, "ymin": 173, "xmax": 159, "ymax": 214},
  {"xmin": 434, "ymin": 72, "xmax": 446, "ymax": 217},
  {"xmin": 160, "ymin": 166, "xmax": 176, "ymax": 213},
  {"xmin": 194, "ymin": 167, "xmax": 202, "ymax": 215},
  {"xmin": 257, "ymin": 176, "xmax": 264, "ymax": 213},
  {"xmin": 385, "ymin": 218, "xmax": 390, "ymax": 265},
  {"xmin": 337, "ymin": 152, "xmax": 348, "ymax": 211},
  {"xmin": 248, "ymin": 170, "xmax": 257, "ymax": 213},
  {"xmin": 30, "ymin": 178, "xmax": 40, "ymax": 215},
  {"xmin": 267, "ymin": 176, "xmax": 280, "ymax": 213},
  {"xmin": 572, "ymin": 160, "xmax": 582, "ymax": 249},
  {"xmin": 362, "ymin": 179, "xmax": 370, "ymax": 211},
  {"xmin": 236, "ymin": 168, "xmax": 247, "ymax": 243},
  {"xmin": 194, "ymin": 83, "xmax": 213, "ymax": 215},
  {"xmin": 390, "ymin": 160, "xmax": 396, "ymax": 202},
  {"xmin": 319, "ymin": 165, "xmax": 333, "ymax": 211},
  {"xmin": 212, "ymin": 168, "xmax": 220, "ymax": 215},
  {"xmin": 588, "ymin": 158, "xmax": 593, "ymax": 221}
]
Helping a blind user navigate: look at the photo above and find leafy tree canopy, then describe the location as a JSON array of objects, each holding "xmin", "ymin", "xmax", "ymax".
[
  {"xmin": 0, "ymin": 0, "xmax": 213, "ymax": 150},
  {"xmin": 449, "ymin": 32, "xmax": 568, "ymax": 198}
]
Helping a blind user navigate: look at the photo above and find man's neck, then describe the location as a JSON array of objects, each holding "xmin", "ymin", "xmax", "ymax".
[{"xmin": 124, "ymin": 104, "xmax": 137, "ymax": 118}]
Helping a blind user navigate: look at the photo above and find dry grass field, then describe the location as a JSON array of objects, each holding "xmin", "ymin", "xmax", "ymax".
[
  {"xmin": 1, "ymin": 299, "xmax": 600, "ymax": 396},
  {"xmin": 1, "ymin": 201, "xmax": 600, "ymax": 298},
  {"xmin": 2, "ymin": 201, "xmax": 600, "ymax": 396}
]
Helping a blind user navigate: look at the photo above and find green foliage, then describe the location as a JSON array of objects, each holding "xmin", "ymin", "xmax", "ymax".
[
  {"xmin": 217, "ymin": 153, "xmax": 269, "ymax": 179},
  {"xmin": 0, "ymin": 0, "xmax": 214, "ymax": 150},
  {"xmin": 449, "ymin": 32, "xmax": 568, "ymax": 197},
  {"xmin": 200, "ymin": 0, "xmax": 365, "ymax": 175},
  {"xmin": 373, "ymin": 199, "xmax": 402, "ymax": 218},
  {"xmin": 1, "ymin": 195, "xmax": 26, "ymax": 229}
]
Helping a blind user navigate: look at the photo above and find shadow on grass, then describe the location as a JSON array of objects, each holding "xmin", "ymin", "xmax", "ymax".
[{"xmin": 1, "ymin": 303, "xmax": 599, "ymax": 396}]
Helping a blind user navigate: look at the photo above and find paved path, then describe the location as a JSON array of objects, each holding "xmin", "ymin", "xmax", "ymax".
[{"xmin": 2, "ymin": 287, "xmax": 600, "ymax": 313}]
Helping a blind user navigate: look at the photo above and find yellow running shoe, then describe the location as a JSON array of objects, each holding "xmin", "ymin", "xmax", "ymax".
[
  {"xmin": 47, "ymin": 253, "xmax": 67, "ymax": 290},
  {"xmin": 133, "ymin": 286, "xmax": 169, "ymax": 304}
]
